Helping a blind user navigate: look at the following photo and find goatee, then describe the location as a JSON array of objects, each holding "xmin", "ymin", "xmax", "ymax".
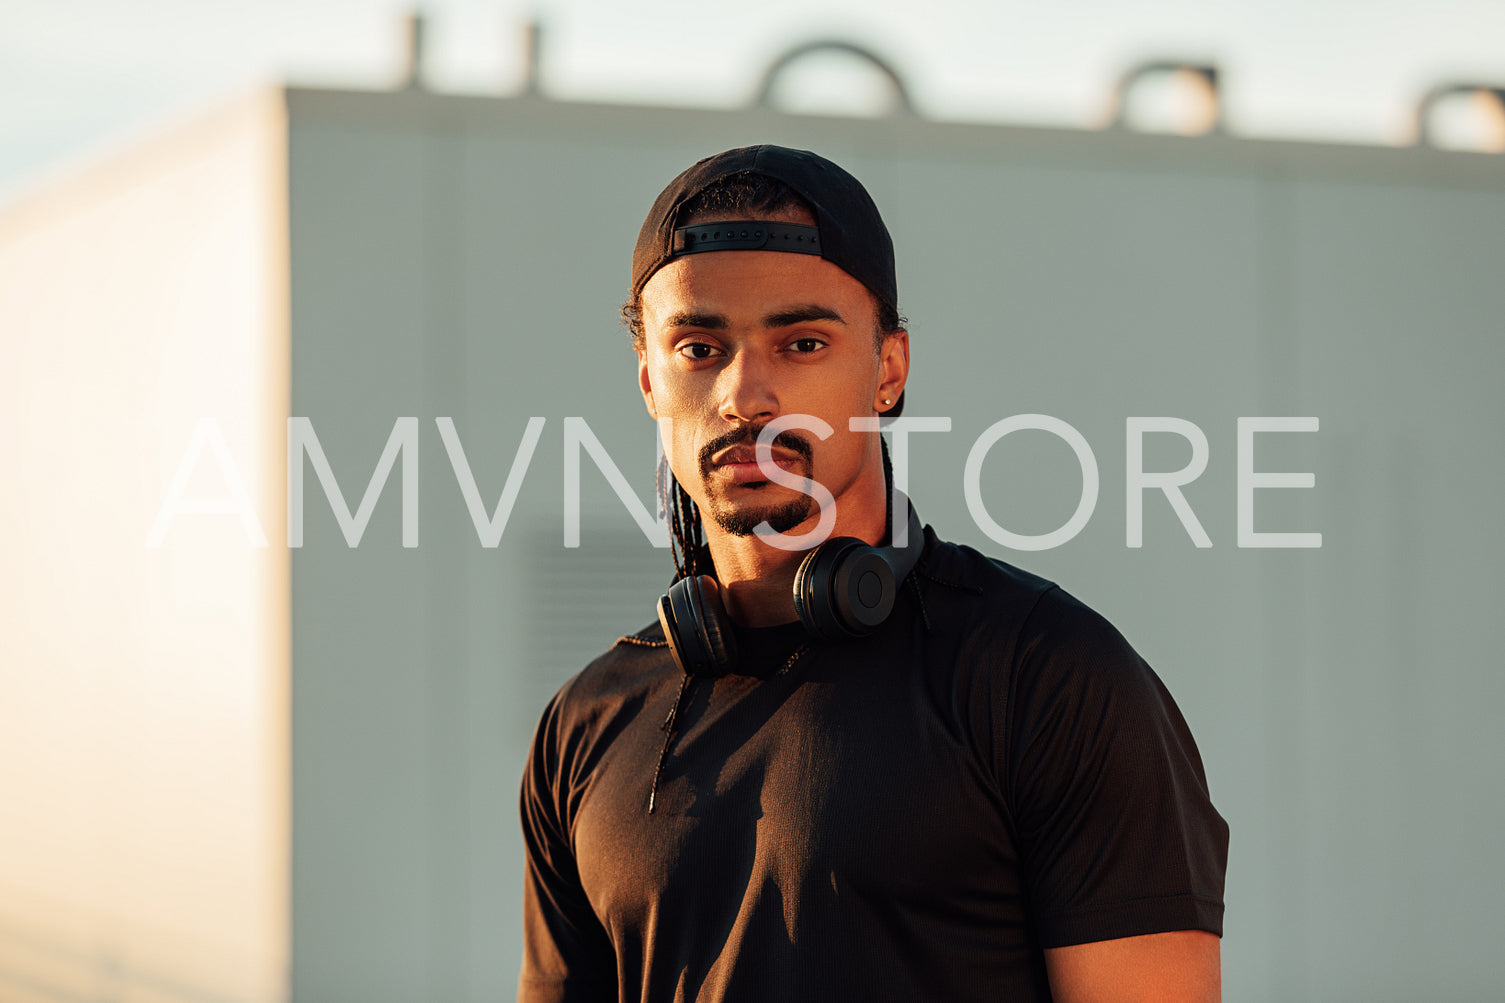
[
  {"xmin": 708, "ymin": 493, "xmax": 813, "ymax": 537},
  {"xmin": 697, "ymin": 422, "xmax": 817, "ymax": 538}
]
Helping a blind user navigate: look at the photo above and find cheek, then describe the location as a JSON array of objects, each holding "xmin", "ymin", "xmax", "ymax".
[
  {"xmin": 644, "ymin": 358, "xmax": 705, "ymax": 414},
  {"xmin": 643, "ymin": 361, "xmax": 708, "ymax": 475},
  {"xmin": 665, "ymin": 429, "xmax": 698, "ymax": 480},
  {"xmin": 651, "ymin": 384, "xmax": 699, "ymax": 414},
  {"xmin": 652, "ymin": 408, "xmax": 707, "ymax": 483}
]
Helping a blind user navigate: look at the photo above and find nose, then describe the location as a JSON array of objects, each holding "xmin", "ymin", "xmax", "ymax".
[{"xmin": 717, "ymin": 347, "xmax": 778, "ymax": 425}]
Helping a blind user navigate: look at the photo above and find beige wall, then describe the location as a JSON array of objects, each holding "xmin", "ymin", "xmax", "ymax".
[{"xmin": 0, "ymin": 90, "xmax": 289, "ymax": 1002}]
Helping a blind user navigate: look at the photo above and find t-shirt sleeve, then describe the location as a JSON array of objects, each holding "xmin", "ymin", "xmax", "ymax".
[
  {"xmin": 518, "ymin": 689, "xmax": 617, "ymax": 1003},
  {"xmin": 1002, "ymin": 587, "xmax": 1229, "ymax": 948}
]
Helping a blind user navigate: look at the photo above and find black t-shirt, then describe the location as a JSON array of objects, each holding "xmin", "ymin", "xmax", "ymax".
[{"xmin": 519, "ymin": 527, "xmax": 1228, "ymax": 1002}]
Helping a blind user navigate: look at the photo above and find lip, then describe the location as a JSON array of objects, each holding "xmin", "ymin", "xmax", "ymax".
[
  {"xmin": 711, "ymin": 444, "xmax": 801, "ymax": 467},
  {"xmin": 709, "ymin": 446, "xmax": 804, "ymax": 484}
]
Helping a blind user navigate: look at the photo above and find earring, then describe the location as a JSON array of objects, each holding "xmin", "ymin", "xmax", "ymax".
[{"xmin": 882, "ymin": 399, "xmax": 892, "ymax": 407}]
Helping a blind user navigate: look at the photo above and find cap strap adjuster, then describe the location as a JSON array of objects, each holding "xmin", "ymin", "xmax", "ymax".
[{"xmin": 670, "ymin": 221, "xmax": 821, "ymax": 257}]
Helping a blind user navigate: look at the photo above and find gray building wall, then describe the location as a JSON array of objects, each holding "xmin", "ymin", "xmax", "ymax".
[{"xmin": 284, "ymin": 89, "xmax": 1505, "ymax": 1000}]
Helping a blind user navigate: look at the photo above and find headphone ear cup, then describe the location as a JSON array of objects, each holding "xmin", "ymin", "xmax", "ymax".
[
  {"xmin": 792, "ymin": 548, "xmax": 818, "ymax": 631},
  {"xmin": 659, "ymin": 575, "xmax": 736, "ymax": 675},
  {"xmin": 687, "ymin": 574, "xmax": 736, "ymax": 673},
  {"xmin": 794, "ymin": 537, "xmax": 867, "ymax": 640},
  {"xmin": 831, "ymin": 549, "xmax": 897, "ymax": 633},
  {"xmin": 657, "ymin": 591, "xmax": 691, "ymax": 676}
]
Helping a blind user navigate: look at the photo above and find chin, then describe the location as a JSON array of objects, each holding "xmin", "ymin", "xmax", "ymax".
[{"xmin": 706, "ymin": 493, "xmax": 813, "ymax": 538}]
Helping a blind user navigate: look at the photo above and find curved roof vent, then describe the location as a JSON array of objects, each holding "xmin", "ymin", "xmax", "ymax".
[
  {"xmin": 1104, "ymin": 61, "xmax": 1223, "ymax": 136},
  {"xmin": 753, "ymin": 40, "xmax": 917, "ymax": 117}
]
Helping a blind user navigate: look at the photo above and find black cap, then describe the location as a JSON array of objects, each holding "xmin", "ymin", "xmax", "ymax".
[
  {"xmin": 631, "ymin": 145, "xmax": 897, "ymax": 317},
  {"xmin": 631, "ymin": 144, "xmax": 903, "ymax": 412}
]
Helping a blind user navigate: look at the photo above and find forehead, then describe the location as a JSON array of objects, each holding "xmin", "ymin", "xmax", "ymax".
[{"xmin": 639, "ymin": 249, "xmax": 875, "ymax": 328}]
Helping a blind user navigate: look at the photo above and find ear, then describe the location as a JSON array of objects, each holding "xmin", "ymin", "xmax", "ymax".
[
  {"xmin": 637, "ymin": 349, "xmax": 657, "ymax": 417},
  {"xmin": 875, "ymin": 329, "xmax": 909, "ymax": 412}
]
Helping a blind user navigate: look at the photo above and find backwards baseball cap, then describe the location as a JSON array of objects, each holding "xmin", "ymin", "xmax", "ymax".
[
  {"xmin": 631, "ymin": 144, "xmax": 896, "ymax": 309},
  {"xmin": 631, "ymin": 144, "xmax": 903, "ymax": 412}
]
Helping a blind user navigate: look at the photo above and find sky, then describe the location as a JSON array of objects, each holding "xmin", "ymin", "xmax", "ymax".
[{"xmin": 4, "ymin": 0, "xmax": 1505, "ymax": 200}]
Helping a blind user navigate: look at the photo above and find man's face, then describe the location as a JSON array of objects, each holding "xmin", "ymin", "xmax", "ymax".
[{"xmin": 637, "ymin": 239, "xmax": 907, "ymax": 540}]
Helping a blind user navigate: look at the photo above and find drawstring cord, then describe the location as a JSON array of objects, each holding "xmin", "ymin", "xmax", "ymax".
[
  {"xmin": 648, "ymin": 673, "xmax": 693, "ymax": 814},
  {"xmin": 646, "ymin": 440, "xmax": 900, "ymax": 814}
]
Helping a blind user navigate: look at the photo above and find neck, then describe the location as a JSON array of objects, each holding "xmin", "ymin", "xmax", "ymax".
[{"xmin": 703, "ymin": 464, "xmax": 889, "ymax": 628}]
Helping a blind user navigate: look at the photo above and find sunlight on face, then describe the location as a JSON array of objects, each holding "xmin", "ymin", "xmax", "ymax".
[{"xmin": 637, "ymin": 246, "xmax": 896, "ymax": 539}]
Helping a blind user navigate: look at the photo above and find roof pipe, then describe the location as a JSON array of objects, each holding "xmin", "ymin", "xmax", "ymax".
[{"xmin": 401, "ymin": 10, "xmax": 428, "ymax": 90}]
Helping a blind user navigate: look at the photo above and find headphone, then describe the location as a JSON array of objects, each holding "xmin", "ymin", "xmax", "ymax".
[{"xmin": 656, "ymin": 495, "xmax": 925, "ymax": 676}]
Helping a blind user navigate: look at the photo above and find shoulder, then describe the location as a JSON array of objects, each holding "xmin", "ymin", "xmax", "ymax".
[
  {"xmin": 540, "ymin": 619, "xmax": 674, "ymax": 736},
  {"xmin": 576, "ymin": 618, "xmax": 673, "ymax": 693},
  {"xmin": 523, "ymin": 619, "xmax": 678, "ymax": 812},
  {"xmin": 911, "ymin": 527, "xmax": 1159, "ymax": 717},
  {"xmin": 913, "ymin": 527, "xmax": 1129, "ymax": 661},
  {"xmin": 920, "ymin": 530, "xmax": 1205, "ymax": 804},
  {"xmin": 524, "ymin": 618, "xmax": 673, "ymax": 775},
  {"xmin": 910, "ymin": 528, "xmax": 1228, "ymax": 941}
]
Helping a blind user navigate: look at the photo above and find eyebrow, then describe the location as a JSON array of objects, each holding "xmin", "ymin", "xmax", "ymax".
[
  {"xmin": 663, "ymin": 304, "xmax": 847, "ymax": 331},
  {"xmin": 664, "ymin": 311, "xmax": 728, "ymax": 330},
  {"xmin": 763, "ymin": 304, "xmax": 847, "ymax": 328}
]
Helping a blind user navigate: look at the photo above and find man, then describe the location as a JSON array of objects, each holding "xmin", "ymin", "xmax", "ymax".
[{"xmin": 519, "ymin": 144, "xmax": 1228, "ymax": 1002}]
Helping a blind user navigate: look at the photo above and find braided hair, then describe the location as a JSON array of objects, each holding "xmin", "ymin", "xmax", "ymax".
[{"xmin": 658, "ymin": 451, "xmax": 706, "ymax": 582}]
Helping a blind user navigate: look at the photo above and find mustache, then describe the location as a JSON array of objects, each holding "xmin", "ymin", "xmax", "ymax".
[{"xmin": 698, "ymin": 424, "xmax": 814, "ymax": 476}]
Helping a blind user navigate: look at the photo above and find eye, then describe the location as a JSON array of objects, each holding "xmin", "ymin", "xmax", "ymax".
[
  {"xmin": 788, "ymin": 337, "xmax": 827, "ymax": 354},
  {"xmin": 676, "ymin": 341, "xmax": 723, "ymax": 361}
]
